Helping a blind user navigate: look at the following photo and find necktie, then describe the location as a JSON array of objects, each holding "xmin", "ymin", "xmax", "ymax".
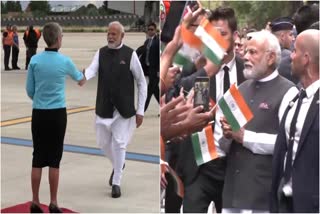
[
  {"xmin": 283, "ymin": 89, "xmax": 307, "ymax": 183},
  {"xmin": 223, "ymin": 66, "xmax": 230, "ymax": 93},
  {"xmin": 145, "ymin": 38, "xmax": 152, "ymax": 66}
]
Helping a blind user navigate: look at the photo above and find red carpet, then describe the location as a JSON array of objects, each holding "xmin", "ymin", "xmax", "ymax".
[{"xmin": 1, "ymin": 201, "xmax": 78, "ymax": 213}]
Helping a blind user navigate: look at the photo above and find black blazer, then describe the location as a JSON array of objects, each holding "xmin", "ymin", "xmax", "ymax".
[
  {"xmin": 175, "ymin": 57, "xmax": 246, "ymax": 185},
  {"xmin": 270, "ymin": 90, "xmax": 319, "ymax": 213},
  {"xmin": 137, "ymin": 35, "xmax": 160, "ymax": 77}
]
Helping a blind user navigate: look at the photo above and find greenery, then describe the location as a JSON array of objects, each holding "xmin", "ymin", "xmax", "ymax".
[
  {"xmin": 201, "ymin": 1, "xmax": 303, "ymax": 30},
  {"xmin": 29, "ymin": 1, "xmax": 51, "ymax": 16},
  {"xmin": 1, "ymin": 1, "xmax": 22, "ymax": 13}
]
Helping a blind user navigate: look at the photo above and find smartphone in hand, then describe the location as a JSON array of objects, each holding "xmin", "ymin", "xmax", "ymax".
[{"xmin": 194, "ymin": 77, "xmax": 210, "ymax": 112}]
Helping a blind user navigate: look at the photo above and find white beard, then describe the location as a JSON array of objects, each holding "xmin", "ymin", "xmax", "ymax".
[
  {"xmin": 244, "ymin": 58, "xmax": 268, "ymax": 80},
  {"xmin": 108, "ymin": 43, "xmax": 117, "ymax": 49}
]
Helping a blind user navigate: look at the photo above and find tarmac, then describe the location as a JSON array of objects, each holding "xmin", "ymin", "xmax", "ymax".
[{"xmin": 1, "ymin": 32, "xmax": 160, "ymax": 213}]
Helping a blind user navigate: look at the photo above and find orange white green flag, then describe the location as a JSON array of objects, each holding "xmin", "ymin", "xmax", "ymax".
[
  {"xmin": 194, "ymin": 18, "xmax": 229, "ymax": 65},
  {"xmin": 218, "ymin": 84, "xmax": 254, "ymax": 131},
  {"xmin": 191, "ymin": 125, "xmax": 218, "ymax": 166}
]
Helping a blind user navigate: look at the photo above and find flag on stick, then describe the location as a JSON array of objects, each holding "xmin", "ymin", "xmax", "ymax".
[
  {"xmin": 218, "ymin": 84, "xmax": 254, "ymax": 131},
  {"xmin": 194, "ymin": 18, "xmax": 229, "ymax": 65},
  {"xmin": 191, "ymin": 125, "xmax": 218, "ymax": 165}
]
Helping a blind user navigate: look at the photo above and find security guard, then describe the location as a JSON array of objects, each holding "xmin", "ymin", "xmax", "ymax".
[{"xmin": 270, "ymin": 17, "xmax": 299, "ymax": 84}]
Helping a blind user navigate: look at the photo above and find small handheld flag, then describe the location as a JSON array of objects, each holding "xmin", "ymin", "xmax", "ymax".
[
  {"xmin": 191, "ymin": 125, "xmax": 218, "ymax": 165},
  {"xmin": 218, "ymin": 84, "xmax": 254, "ymax": 131}
]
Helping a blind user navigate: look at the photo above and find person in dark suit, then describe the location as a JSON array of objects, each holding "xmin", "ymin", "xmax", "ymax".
[
  {"xmin": 270, "ymin": 29, "xmax": 319, "ymax": 213},
  {"xmin": 144, "ymin": 22, "xmax": 160, "ymax": 112},
  {"xmin": 270, "ymin": 17, "xmax": 298, "ymax": 84},
  {"xmin": 174, "ymin": 7, "xmax": 246, "ymax": 213},
  {"xmin": 220, "ymin": 30, "xmax": 296, "ymax": 213}
]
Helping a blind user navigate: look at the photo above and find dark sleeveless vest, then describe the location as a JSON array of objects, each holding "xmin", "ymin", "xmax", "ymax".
[
  {"xmin": 222, "ymin": 75, "xmax": 294, "ymax": 210},
  {"xmin": 96, "ymin": 45, "xmax": 135, "ymax": 118}
]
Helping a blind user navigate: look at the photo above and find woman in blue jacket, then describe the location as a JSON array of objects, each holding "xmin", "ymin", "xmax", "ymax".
[{"xmin": 26, "ymin": 22, "xmax": 85, "ymax": 213}]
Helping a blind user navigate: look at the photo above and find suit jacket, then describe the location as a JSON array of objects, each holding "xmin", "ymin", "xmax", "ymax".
[
  {"xmin": 176, "ymin": 56, "xmax": 246, "ymax": 185},
  {"xmin": 137, "ymin": 35, "xmax": 159, "ymax": 77},
  {"xmin": 270, "ymin": 90, "xmax": 319, "ymax": 213}
]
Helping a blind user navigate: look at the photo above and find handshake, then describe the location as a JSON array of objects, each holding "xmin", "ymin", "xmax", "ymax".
[{"xmin": 78, "ymin": 69, "xmax": 87, "ymax": 87}]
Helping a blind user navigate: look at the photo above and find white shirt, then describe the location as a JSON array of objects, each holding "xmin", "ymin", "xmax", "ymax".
[
  {"xmin": 282, "ymin": 79, "xmax": 320, "ymax": 196},
  {"xmin": 214, "ymin": 55, "xmax": 238, "ymax": 156},
  {"xmin": 219, "ymin": 70, "xmax": 299, "ymax": 155},
  {"xmin": 85, "ymin": 42, "xmax": 147, "ymax": 116}
]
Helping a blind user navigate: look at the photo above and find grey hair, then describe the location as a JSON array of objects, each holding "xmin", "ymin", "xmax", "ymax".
[
  {"xmin": 247, "ymin": 30, "xmax": 281, "ymax": 69},
  {"xmin": 43, "ymin": 22, "xmax": 62, "ymax": 47},
  {"xmin": 108, "ymin": 21, "xmax": 124, "ymax": 33}
]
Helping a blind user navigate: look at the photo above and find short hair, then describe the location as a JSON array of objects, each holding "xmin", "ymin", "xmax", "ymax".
[
  {"xmin": 208, "ymin": 7, "xmax": 237, "ymax": 33},
  {"xmin": 147, "ymin": 22, "xmax": 157, "ymax": 29},
  {"xmin": 293, "ymin": 4, "xmax": 319, "ymax": 34},
  {"xmin": 43, "ymin": 22, "xmax": 62, "ymax": 47},
  {"xmin": 309, "ymin": 21, "xmax": 319, "ymax": 30},
  {"xmin": 108, "ymin": 21, "xmax": 124, "ymax": 33},
  {"xmin": 247, "ymin": 30, "xmax": 281, "ymax": 69}
]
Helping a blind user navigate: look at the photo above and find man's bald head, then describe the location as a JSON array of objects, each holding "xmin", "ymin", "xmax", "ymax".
[{"xmin": 296, "ymin": 29, "xmax": 319, "ymax": 65}]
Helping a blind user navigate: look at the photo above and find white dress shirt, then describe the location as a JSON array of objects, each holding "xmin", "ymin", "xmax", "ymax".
[
  {"xmin": 85, "ymin": 42, "xmax": 147, "ymax": 117},
  {"xmin": 282, "ymin": 79, "xmax": 320, "ymax": 196},
  {"xmin": 214, "ymin": 55, "xmax": 238, "ymax": 156}
]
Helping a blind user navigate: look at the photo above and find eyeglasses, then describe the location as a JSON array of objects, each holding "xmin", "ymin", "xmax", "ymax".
[{"xmin": 148, "ymin": 28, "xmax": 155, "ymax": 31}]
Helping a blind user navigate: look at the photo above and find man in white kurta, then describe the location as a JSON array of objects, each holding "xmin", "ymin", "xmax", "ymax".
[{"xmin": 84, "ymin": 21, "xmax": 147, "ymax": 198}]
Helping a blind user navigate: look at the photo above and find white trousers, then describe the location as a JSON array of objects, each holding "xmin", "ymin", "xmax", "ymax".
[{"xmin": 95, "ymin": 110, "xmax": 136, "ymax": 186}]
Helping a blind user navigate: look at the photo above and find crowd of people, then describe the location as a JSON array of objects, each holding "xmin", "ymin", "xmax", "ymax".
[{"xmin": 160, "ymin": 2, "xmax": 319, "ymax": 213}]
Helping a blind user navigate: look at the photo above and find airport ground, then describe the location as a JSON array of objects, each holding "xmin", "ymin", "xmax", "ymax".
[{"xmin": 1, "ymin": 32, "xmax": 160, "ymax": 213}]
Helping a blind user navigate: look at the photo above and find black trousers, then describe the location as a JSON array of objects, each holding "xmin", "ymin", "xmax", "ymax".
[
  {"xmin": 11, "ymin": 46, "xmax": 19, "ymax": 68},
  {"xmin": 165, "ymin": 142, "xmax": 183, "ymax": 213},
  {"xmin": 26, "ymin": 47, "xmax": 37, "ymax": 69},
  {"xmin": 278, "ymin": 193, "xmax": 293, "ymax": 213},
  {"xmin": 3, "ymin": 45, "xmax": 11, "ymax": 69},
  {"xmin": 183, "ymin": 173, "xmax": 224, "ymax": 213},
  {"xmin": 144, "ymin": 74, "xmax": 159, "ymax": 112}
]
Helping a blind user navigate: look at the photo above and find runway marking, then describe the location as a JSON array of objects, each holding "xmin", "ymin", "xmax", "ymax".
[
  {"xmin": 1, "ymin": 137, "xmax": 159, "ymax": 164},
  {"xmin": 0, "ymin": 106, "xmax": 95, "ymax": 127}
]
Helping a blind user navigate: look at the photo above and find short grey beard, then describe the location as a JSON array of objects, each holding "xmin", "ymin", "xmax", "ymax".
[{"xmin": 108, "ymin": 43, "xmax": 117, "ymax": 49}]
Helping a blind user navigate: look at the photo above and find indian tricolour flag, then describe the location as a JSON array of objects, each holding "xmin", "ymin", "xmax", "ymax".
[
  {"xmin": 191, "ymin": 125, "xmax": 218, "ymax": 166},
  {"xmin": 194, "ymin": 18, "xmax": 229, "ymax": 65},
  {"xmin": 173, "ymin": 44, "xmax": 199, "ymax": 70},
  {"xmin": 218, "ymin": 84, "xmax": 254, "ymax": 131}
]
